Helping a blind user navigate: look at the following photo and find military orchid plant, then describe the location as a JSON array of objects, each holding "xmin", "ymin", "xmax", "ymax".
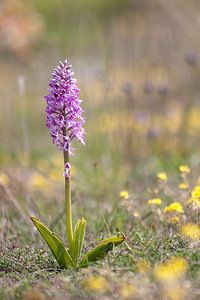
[{"xmin": 31, "ymin": 60, "xmax": 124, "ymax": 269}]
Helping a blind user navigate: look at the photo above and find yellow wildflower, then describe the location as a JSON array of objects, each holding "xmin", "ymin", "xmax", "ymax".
[
  {"xmin": 193, "ymin": 198, "xmax": 200, "ymax": 206},
  {"xmin": 84, "ymin": 275, "xmax": 108, "ymax": 292},
  {"xmin": 178, "ymin": 183, "xmax": 187, "ymax": 189},
  {"xmin": 187, "ymin": 197, "xmax": 200, "ymax": 207},
  {"xmin": 157, "ymin": 172, "xmax": 167, "ymax": 181},
  {"xmin": 120, "ymin": 190, "xmax": 129, "ymax": 199},
  {"xmin": 148, "ymin": 198, "xmax": 162, "ymax": 205},
  {"xmin": 179, "ymin": 165, "xmax": 190, "ymax": 174},
  {"xmin": 198, "ymin": 177, "xmax": 200, "ymax": 185},
  {"xmin": 187, "ymin": 197, "xmax": 192, "ymax": 203},
  {"xmin": 154, "ymin": 258, "xmax": 188, "ymax": 282},
  {"xmin": 0, "ymin": 172, "xmax": 9, "ymax": 186},
  {"xmin": 192, "ymin": 185, "xmax": 200, "ymax": 198},
  {"xmin": 119, "ymin": 283, "xmax": 136, "ymax": 298},
  {"xmin": 181, "ymin": 223, "xmax": 200, "ymax": 241},
  {"xmin": 171, "ymin": 217, "xmax": 179, "ymax": 223},
  {"xmin": 164, "ymin": 202, "xmax": 184, "ymax": 213}
]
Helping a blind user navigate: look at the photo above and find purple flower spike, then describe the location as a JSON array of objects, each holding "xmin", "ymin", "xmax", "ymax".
[{"xmin": 45, "ymin": 60, "xmax": 86, "ymax": 155}]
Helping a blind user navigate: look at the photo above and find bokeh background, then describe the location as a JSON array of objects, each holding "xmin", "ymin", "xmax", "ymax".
[{"xmin": 1, "ymin": 0, "xmax": 200, "ymax": 234}]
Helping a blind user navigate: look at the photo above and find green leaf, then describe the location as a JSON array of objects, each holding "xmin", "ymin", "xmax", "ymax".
[
  {"xmin": 98, "ymin": 236, "xmax": 125, "ymax": 246},
  {"xmin": 30, "ymin": 216, "xmax": 75, "ymax": 269},
  {"xmin": 79, "ymin": 236, "xmax": 125, "ymax": 267},
  {"xmin": 71, "ymin": 218, "xmax": 86, "ymax": 266}
]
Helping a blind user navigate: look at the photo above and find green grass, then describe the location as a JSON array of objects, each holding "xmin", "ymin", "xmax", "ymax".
[{"xmin": 1, "ymin": 228, "xmax": 199, "ymax": 300}]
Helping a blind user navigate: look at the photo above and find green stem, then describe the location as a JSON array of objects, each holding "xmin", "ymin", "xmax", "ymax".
[{"xmin": 63, "ymin": 148, "xmax": 73, "ymax": 253}]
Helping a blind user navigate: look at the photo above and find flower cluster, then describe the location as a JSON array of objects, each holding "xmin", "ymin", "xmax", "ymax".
[
  {"xmin": 187, "ymin": 185, "xmax": 200, "ymax": 207},
  {"xmin": 157, "ymin": 172, "xmax": 167, "ymax": 181},
  {"xmin": 154, "ymin": 257, "xmax": 188, "ymax": 282},
  {"xmin": 181, "ymin": 223, "xmax": 200, "ymax": 240},
  {"xmin": 120, "ymin": 190, "xmax": 129, "ymax": 199},
  {"xmin": 164, "ymin": 202, "xmax": 184, "ymax": 213},
  {"xmin": 45, "ymin": 60, "xmax": 86, "ymax": 156},
  {"xmin": 120, "ymin": 165, "xmax": 200, "ymax": 226},
  {"xmin": 179, "ymin": 165, "xmax": 190, "ymax": 173},
  {"xmin": 148, "ymin": 198, "xmax": 162, "ymax": 205}
]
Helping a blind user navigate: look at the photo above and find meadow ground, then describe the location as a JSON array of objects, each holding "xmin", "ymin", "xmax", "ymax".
[{"xmin": 0, "ymin": 1, "xmax": 200, "ymax": 299}]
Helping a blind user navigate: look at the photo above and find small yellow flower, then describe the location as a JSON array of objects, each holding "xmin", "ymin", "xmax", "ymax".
[
  {"xmin": 119, "ymin": 283, "xmax": 136, "ymax": 298},
  {"xmin": 0, "ymin": 172, "xmax": 9, "ymax": 186},
  {"xmin": 84, "ymin": 275, "xmax": 108, "ymax": 292},
  {"xmin": 178, "ymin": 183, "xmax": 187, "ymax": 189},
  {"xmin": 187, "ymin": 197, "xmax": 192, "ymax": 203},
  {"xmin": 179, "ymin": 165, "xmax": 190, "ymax": 173},
  {"xmin": 192, "ymin": 185, "xmax": 200, "ymax": 198},
  {"xmin": 194, "ymin": 198, "xmax": 200, "ymax": 206},
  {"xmin": 164, "ymin": 202, "xmax": 184, "ymax": 213},
  {"xmin": 154, "ymin": 258, "xmax": 188, "ymax": 282},
  {"xmin": 187, "ymin": 197, "xmax": 200, "ymax": 207},
  {"xmin": 171, "ymin": 217, "xmax": 179, "ymax": 223},
  {"xmin": 198, "ymin": 177, "xmax": 200, "ymax": 185},
  {"xmin": 181, "ymin": 223, "xmax": 200, "ymax": 241},
  {"xmin": 157, "ymin": 172, "xmax": 167, "ymax": 181},
  {"xmin": 120, "ymin": 190, "xmax": 129, "ymax": 199},
  {"xmin": 148, "ymin": 198, "xmax": 162, "ymax": 205}
]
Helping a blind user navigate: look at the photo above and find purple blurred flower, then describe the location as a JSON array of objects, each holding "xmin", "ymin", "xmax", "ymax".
[
  {"xmin": 185, "ymin": 50, "xmax": 197, "ymax": 65},
  {"xmin": 45, "ymin": 60, "xmax": 86, "ymax": 155}
]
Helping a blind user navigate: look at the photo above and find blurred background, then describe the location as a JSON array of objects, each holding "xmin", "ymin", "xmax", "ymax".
[{"xmin": 1, "ymin": 0, "xmax": 200, "ymax": 236}]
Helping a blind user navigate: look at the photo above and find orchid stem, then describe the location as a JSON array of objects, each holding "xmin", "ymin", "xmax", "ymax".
[{"xmin": 63, "ymin": 149, "xmax": 73, "ymax": 253}]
